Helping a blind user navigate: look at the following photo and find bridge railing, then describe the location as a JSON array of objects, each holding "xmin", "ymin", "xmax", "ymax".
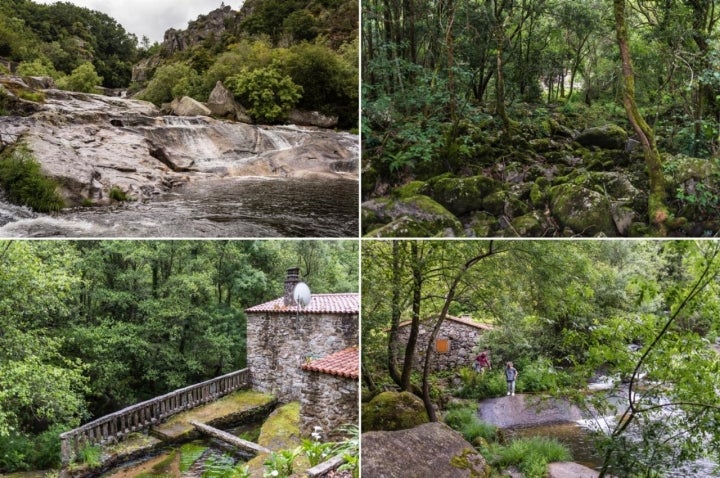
[{"xmin": 59, "ymin": 368, "xmax": 250, "ymax": 465}]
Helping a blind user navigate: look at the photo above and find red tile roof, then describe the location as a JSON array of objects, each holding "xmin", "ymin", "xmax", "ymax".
[
  {"xmin": 301, "ymin": 347, "xmax": 359, "ymax": 379},
  {"xmin": 245, "ymin": 293, "xmax": 359, "ymax": 314},
  {"xmin": 398, "ymin": 315, "xmax": 494, "ymax": 330}
]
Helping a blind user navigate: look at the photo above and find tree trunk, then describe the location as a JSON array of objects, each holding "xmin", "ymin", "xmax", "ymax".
[
  {"xmin": 387, "ymin": 240, "xmax": 403, "ymax": 386},
  {"xmin": 613, "ymin": 0, "xmax": 669, "ymax": 235},
  {"xmin": 400, "ymin": 242, "xmax": 422, "ymax": 391}
]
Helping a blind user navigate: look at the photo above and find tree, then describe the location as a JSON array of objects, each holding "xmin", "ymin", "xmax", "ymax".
[
  {"xmin": 56, "ymin": 62, "xmax": 103, "ymax": 93},
  {"xmin": 226, "ymin": 64, "xmax": 303, "ymax": 123}
]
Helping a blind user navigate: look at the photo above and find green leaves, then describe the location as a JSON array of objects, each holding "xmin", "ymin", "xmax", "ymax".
[{"xmin": 226, "ymin": 64, "xmax": 303, "ymax": 124}]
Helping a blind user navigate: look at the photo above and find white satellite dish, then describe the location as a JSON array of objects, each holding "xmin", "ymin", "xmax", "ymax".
[{"xmin": 293, "ymin": 282, "xmax": 312, "ymax": 308}]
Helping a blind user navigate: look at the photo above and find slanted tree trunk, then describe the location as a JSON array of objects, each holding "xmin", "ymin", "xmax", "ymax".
[
  {"xmin": 400, "ymin": 241, "xmax": 423, "ymax": 391},
  {"xmin": 613, "ymin": 0, "xmax": 669, "ymax": 235}
]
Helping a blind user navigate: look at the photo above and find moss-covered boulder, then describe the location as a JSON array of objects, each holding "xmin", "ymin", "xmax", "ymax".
[
  {"xmin": 246, "ymin": 402, "xmax": 302, "ymax": 477},
  {"xmin": 467, "ymin": 212, "xmax": 499, "ymax": 237},
  {"xmin": 481, "ymin": 190, "xmax": 529, "ymax": 217},
  {"xmin": 362, "ymin": 391, "xmax": 429, "ymax": 432},
  {"xmin": 575, "ymin": 124, "xmax": 628, "ymax": 150},
  {"xmin": 570, "ymin": 171, "xmax": 646, "ymax": 213},
  {"xmin": 508, "ymin": 212, "xmax": 545, "ymax": 236},
  {"xmin": 423, "ymin": 175, "xmax": 502, "ymax": 216},
  {"xmin": 362, "ymin": 422, "xmax": 489, "ymax": 478},
  {"xmin": 392, "ymin": 180, "xmax": 427, "ymax": 199},
  {"xmin": 549, "ymin": 183, "xmax": 617, "ymax": 236},
  {"xmin": 362, "ymin": 196, "xmax": 463, "ymax": 237}
]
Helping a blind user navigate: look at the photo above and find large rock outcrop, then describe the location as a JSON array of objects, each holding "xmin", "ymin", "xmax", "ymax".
[
  {"xmin": 362, "ymin": 422, "xmax": 489, "ymax": 478},
  {"xmin": 0, "ymin": 79, "xmax": 358, "ymax": 208},
  {"xmin": 163, "ymin": 6, "xmax": 236, "ymax": 56},
  {"xmin": 171, "ymin": 96, "xmax": 212, "ymax": 117}
]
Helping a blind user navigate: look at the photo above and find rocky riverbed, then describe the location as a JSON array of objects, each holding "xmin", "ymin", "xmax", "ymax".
[{"xmin": 0, "ymin": 76, "xmax": 358, "ymax": 237}]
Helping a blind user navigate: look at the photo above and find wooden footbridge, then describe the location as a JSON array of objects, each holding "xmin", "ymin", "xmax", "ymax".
[{"xmin": 59, "ymin": 368, "xmax": 250, "ymax": 465}]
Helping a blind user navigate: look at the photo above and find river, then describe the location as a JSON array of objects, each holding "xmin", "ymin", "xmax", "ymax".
[{"xmin": 0, "ymin": 177, "xmax": 358, "ymax": 237}]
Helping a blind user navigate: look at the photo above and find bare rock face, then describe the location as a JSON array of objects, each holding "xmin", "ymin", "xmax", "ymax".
[
  {"xmin": 172, "ymin": 96, "xmax": 211, "ymax": 117},
  {"xmin": 162, "ymin": 6, "xmax": 235, "ymax": 56},
  {"xmin": 287, "ymin": 109, "xmax": 339, "ymax": 129},
  {"xmin": 362, "ymin": 423, "xmax": 489, "ymax": 478},
  {"xmin": 207, "ymin": 81, "xmax": 238, "ymax": 117},
  {"xmin": 0, "ymin": 80, "xmax": 358, "ymax": 208},
  {"xmin": 547, "ymin": 462, "xmax": 601, "ymax": 478},
  {"xmin": 131, "ymin": 56, "xmax": 162, "ymax": 83}
]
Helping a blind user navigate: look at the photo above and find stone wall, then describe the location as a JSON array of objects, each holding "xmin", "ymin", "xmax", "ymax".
[
  {"xmin": 246, "ymin": 312, "xmax": 358, "ymax": 402},
  {"xmin": 300, "ymin": 371, "xmax": 357, "ymax": 440},
  {"xmin": 396, "ymin": 319, "xmax": 487, "ymax": 372}
]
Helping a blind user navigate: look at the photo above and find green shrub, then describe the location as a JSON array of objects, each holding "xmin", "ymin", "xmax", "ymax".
[
  {"xmin": 137, "ymin": 63, "xmax": 201, "ymax": 106},
  {"xmin": 226, "ymin": 63, "xmax": 302, "ymax": 124},
  {"xmin": 16, "ymin": 57, "xmax": 59, "ymax": 78},
  {"xmin": 455, "ymin": 366, "xmax": 507, "ymax": 399},
  {"xmin": 56, "ymin": 62, "xmax": 102, "ymax": 93},
  {"xmin": 0, "ymin": 146, "xmax": 65, "ymax": 212}
]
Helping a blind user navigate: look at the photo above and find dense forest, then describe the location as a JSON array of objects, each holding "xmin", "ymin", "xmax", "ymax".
[
  {"xmin": 0, "ymin": 0, "xmax": 358, "ymax": 127},
  {"xmin": 362, "ymin": 240, "xmax": 720, "ymax": 476},
  {"xmin": 362, "ymin": 0, "xmax": 720, "ymax": 237},
  {"xmin": 0, "ymin": 240, "xmax": 358, "ymax": 472}
]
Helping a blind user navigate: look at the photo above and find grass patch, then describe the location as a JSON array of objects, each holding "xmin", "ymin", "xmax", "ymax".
[
  {"xmin": 493, "ymin": 436, "xmax": 572, "ymax": 478},
  {"xmin": 76, "ymin": 444, "xmax": 102, "ymax": 467},
  {"xmin": 0, "ymin": 145, "xmax": 64, "ymax": 212},
  {"xmin": 443, "ymin": 404, "xmax": 497, "ymax": 444},
  {"xmin": 17, "ymin": 90, "xmax": 45, "ymax": 103},
  {"xmin": 109, "ymin": 186, "xmax": 128, "ymax": 201}
]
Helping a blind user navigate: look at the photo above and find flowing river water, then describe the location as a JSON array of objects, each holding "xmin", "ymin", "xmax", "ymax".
[
  {"xmin": 0, "ymin": 177, "xmax": 358, "ymax": 237},
  {"xmin": 490, "ymin": 386, "xmax": 719, "ymax": 477}
]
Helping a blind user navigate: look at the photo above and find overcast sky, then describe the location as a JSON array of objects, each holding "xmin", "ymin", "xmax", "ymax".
[{"xmin": 33, "ymin": 0, "xmax": 238, "ymax": 44}]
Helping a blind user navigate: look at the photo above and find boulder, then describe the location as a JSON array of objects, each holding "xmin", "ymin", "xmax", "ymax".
[
  {"xmin": 362, "ymin": 422, "xmax": 489, "ymax": 478},
  {"xmin": 287, "ymin": 109, "xmax": 338, "ymax": 129},
  {"xmin": 23, "ymin": 76, "xmax": 55, "ymax": 90},
  {"xmin": 424, "ymin": 175, "xmax": 503, "ymax": 216},
  {"xmin": 171, "ymin": 96, "xmax": 211, "ymax": 117},
  {"xmin": 361, "ymin": 391, "xmax": 429, "ymax": 432},
  {"xmin": 478, "ymin": 395, "xmax": 583, "ymax": 429},
  {"xmin": 362, "ymin": 196, "xmax": 463, "ymax": 237},
  {"xmin": 547, "ymin": 462, "xmax": 600, "ymax": 478},
  {"xmin": 575, "ymin": 124, "xmax": 628, "ymax": 150},
  {"xmin": 549, "ymin": 183, "xmax": 618, "ymax": 236},
  {"xmin": 206, "ymin": 81, "xmax": 237, "ymax": 117}
]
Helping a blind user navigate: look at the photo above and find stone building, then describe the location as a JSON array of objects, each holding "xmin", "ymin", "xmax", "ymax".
[
  {"xmin": 396, "ymin": 315, "xmax": 493, "ymax": 372},
  {"xmin": 300, "ymin": 346, "xmax": 358, "ymax": 439},
  {"xmin": 245, "ymin": 269, "xmax": 359, "ymax": 435}
]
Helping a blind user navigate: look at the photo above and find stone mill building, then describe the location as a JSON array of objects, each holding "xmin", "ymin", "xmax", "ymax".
[
  {"xmin": 396, "ymin": 315, "xmax": 493, "ymax": 372},
  {"xmin": 245, "ymin": 268, "xmax": 359, "ymax": 438}
]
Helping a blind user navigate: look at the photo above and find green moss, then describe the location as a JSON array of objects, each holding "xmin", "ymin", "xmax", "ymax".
[
  {"xmin": 392, "ymin": 180, "xmax": 426, "ymax": 199},
  {"xmin": 510, "ymin": 214, "xmax": 543, "ymax": 236},
  {"xmin": 449, "ymin": 448, "xmax": 490, "ymax": 478},
  {"xmin": 361, "ymin": 391, "xmax": 429, "ymax": 432},
  {"xmin": 246, "ymin": 402, "xmax": 302, "ymax": 475},
  {"xmin": 179, "ymin": 443, "xmax": 206, "ymax": 472},
  {"xmin": 0, "ymin": 145, "xmax": 65, "ymax": 212},
  {"xmin": 152, "ymin": 450, "xmax": 177, "ymax": 473},
  {"xmin": 429, "ymin": 175, "xmax": 502, "ymax": 216}
]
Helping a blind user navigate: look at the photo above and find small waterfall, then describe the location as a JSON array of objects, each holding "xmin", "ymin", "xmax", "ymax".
[{"xmin": 258, "ymin": 128, "xmax": 295, "ymax": 150}]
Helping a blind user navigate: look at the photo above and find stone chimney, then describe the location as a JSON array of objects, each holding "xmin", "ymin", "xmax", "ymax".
[{"xmin": 283, "ymin": 267, "xmax": 300, "ymax": 306}]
